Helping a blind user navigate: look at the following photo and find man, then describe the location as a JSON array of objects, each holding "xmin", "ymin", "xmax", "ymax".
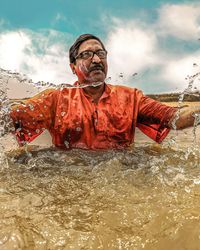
[{"xmin": 10, "ymin": 34, "xmax": 198, "ymax": 149}]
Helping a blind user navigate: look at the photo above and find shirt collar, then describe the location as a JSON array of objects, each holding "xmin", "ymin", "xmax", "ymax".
[{"xmin": 74, "ymin": 81, "xmax": 111, "ymax": 100}]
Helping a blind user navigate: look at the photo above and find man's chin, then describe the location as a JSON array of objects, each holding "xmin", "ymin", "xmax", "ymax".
[{"xmin": 88, "ymin": 71, "xmax": 106, "ymax": 83}]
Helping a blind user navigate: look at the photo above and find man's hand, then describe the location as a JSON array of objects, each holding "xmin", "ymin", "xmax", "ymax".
[{"xmin": 170, "ymin": 107, "xmax": 200, "ymax": 130}]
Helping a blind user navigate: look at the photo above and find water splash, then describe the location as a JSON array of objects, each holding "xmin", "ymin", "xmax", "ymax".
[
  {"xmin": 1, "ymin": 66, "xmax": 200, "ymax": 156},
  {"xmin": 0, "ymin": 69, "xmax": 17, "ymax": 168},
  {"xmin": 192, "ymin": 111, "xmax": 200, "ymax": 144},
  {"xmin": 170, "ymin": 63, "xmax": 200, "ymax": 148},
  {"xmin": 33, "ymin": 80, "xmax": 104, "ymax": 90}
]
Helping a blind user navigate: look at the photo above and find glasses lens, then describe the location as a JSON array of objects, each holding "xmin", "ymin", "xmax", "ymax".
[
  {"xmin": 81, "ymin": 51, "xmax": 93, "ymax": 59},
  {"xmin": 96, "ymin": 50, "xmax": 107, "ymax": 58}
]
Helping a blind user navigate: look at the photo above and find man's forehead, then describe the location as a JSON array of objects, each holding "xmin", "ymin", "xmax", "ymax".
[{"xmin": 78, "ymin": 39, "xmax": 103, "ymax": 52}]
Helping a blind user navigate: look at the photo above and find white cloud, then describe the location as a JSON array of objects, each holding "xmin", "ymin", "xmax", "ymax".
[
  {"xmin": 157, "ymin": 3, "xmax": 200, "ymax": 40},
  {"xmin": 0, "ymin": 31, "xmax": 30, "ymax": 70},
  {"xmin": 105, "ymin": 20, "xmax": 159, "ymax": 84},
  {"xmin": 55, "ymin": 13, "xmax": 66, "ymax": 22},
  {"xmin": 51, "ymin": 13, "xmax": 67, "ymax": 26},
  {"xmin": 160, "ymin": 52, "xmax": 200, "ymax": 91},
  {"xmin": 0, "ymin": 29, "xmax": 76, "ymax": 85},
  {"xmin": 103, "ymin": 3, "xmax": 200, "ymax": 92}
]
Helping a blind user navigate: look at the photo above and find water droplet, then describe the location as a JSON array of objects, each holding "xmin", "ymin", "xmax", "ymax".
[
  {"xmin": 76, "ymin": 127, "xmax": 82, "ymax": 132},
  {"xmin": 61, "ymin": 112, "xmax": 66, "ymax": 116},
  {"xmin": 28, "ymin": 103, "xmax": 34, "ymax": 111},
  {"xmin": 35, "ymin": 129, "xmax": 40, "ymax": 134},
  {"xmin": 64, "ymin": 140, "xmax": 70, "ymax": 148}
]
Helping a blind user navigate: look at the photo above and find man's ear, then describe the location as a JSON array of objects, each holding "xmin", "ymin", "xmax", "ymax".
[{"xmin": 70, "ymin": 63, "xmax": 76, "ymax": 74}]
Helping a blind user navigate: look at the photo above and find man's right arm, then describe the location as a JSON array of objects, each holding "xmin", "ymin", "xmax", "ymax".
[{"xmin": 9, "ymin": 88, "xmax": 57, "ymax": 145}]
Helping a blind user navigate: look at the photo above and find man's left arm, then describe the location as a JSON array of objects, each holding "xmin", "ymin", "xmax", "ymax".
[{"xmin": 137, "ymin": 93, "xmax": 200, "ymax": 142}]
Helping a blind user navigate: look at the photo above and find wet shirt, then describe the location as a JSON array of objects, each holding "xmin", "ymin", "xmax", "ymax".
[{"xmin": 10, "ymin": 83, "xmax": 177, "ymax": 149}]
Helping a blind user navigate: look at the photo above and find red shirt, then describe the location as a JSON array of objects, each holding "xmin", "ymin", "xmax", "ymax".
[{"xmin": 10, "ymin": 83, "xmax": 176, "ymax": 149}]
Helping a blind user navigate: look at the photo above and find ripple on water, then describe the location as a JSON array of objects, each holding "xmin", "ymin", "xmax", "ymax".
[{"xmin": 0, "ymin": 145, "xmax": 199, "ymax": 249}]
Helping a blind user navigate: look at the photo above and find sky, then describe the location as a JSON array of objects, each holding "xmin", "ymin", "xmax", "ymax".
[{"xmin": 0, "ymin": 0, "xmax": 200, "ymax": 95}]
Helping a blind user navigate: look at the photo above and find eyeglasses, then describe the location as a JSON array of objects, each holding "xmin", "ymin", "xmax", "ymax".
[{"xmin": 75, "ymin": 50, "xmax": 107, "ymax": 60}]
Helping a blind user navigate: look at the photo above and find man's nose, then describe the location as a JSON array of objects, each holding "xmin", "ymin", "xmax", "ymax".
[{"xmin": 91, "ymin": 53, "xmax": 101, "ymax": 63}]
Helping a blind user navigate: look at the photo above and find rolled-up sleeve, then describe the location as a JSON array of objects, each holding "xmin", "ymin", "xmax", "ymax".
[
  {"xmin": 137, "ymin": 95, "xmax": 177, "ymax": 143},
  {"xmin": 10, "ymin": 89, "xmax": 58, "ymax": 145}
]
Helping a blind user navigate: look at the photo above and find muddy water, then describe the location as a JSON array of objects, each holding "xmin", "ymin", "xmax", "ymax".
[
  {"xmin": 0, "ymin": 133, "xmax": 200, "ymax": 250},
  {"xmin": 1, "ymin": 68, "xmax": 200, "ymax": 249}
]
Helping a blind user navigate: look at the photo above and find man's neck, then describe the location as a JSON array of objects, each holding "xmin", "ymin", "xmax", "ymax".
[{"xmin": 83, "ymin": 82, "xmax": 105, "ymax": 103}]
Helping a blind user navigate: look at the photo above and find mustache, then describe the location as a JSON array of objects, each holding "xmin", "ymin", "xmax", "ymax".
[{"xmin": 89, "ymin": 64, "xmax": 104, "ymax": 72}]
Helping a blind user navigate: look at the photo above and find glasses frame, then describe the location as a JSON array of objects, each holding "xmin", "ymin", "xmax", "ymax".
[{"xmin": 75, "ymin": 49, "xmax": 107, "ymax": 61}]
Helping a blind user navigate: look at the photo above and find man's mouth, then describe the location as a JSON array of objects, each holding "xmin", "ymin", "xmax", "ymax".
[{"xmin": 89, "ymin": 66, "xmax": 104, "ymax": 73}]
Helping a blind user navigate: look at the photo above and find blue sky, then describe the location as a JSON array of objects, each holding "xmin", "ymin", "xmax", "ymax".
[{"xmin": 0, "ymin": 0, "xmax": 200, "ymax": 95}]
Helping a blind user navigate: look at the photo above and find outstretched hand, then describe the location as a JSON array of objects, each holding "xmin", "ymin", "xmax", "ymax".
[{"xmin": 170, "ymin": 106, "xmax": 200, "ymax": 130}]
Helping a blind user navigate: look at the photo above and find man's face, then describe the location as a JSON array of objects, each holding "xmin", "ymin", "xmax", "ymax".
[{"xmin": 71, "ymin": 39, "xmax": 108, "ymax": 85}]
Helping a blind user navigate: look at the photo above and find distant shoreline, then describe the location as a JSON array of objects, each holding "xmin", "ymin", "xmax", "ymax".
[{"xmin": 147, "ymin": 92, "xmax": 200, "ymax": 102}]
